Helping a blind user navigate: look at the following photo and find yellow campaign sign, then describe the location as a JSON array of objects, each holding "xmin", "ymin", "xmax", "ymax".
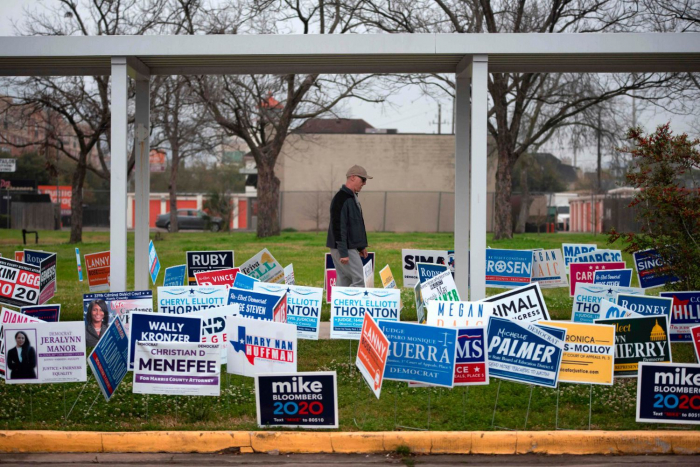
[
  {"xmin": 539, "ymin": 321, "xmax": 615, "ymax": 386},
  {"xmin": 380, "ymin": 265, "xmax": 397, "ymax": 289}
]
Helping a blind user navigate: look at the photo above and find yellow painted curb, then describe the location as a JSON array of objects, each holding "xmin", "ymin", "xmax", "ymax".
[{"xmin": 1, "ymin": 430, "xmax": 700, "ymax": 454}]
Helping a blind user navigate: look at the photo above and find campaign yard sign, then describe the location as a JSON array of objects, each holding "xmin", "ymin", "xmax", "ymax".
[
  {"xmin": 356, "ymin": 314, "xmax": 389, "ymax": 398},
  {"xmin": 133, "ymin": 342, "xmax": 221, "ymax": 396},
  {"xmin": 420, "ymin": 270, "xmax": 460, "ymax": 303},
  {"xmin": 75, "ymin": 248, "xmax": 83, "ymax": 281},
  {"xmin": 633, "ymin": 248, "xmax": 679, "ymax": 289},
  {"xmin": 401, "ymin": 249, "xmax": 453, "ymax": 288},
  {"xmin": 157, "ymin": 286, "xmax": 228, "ymax": 314},
  {"xmin": 426, "ymin": 301, "xmax": 493, "ymax": 328},
  {"xmin": 417, "ymin": 262, "xmax": 449, "ymax": 284},
  {"xmin": 227, "ymin": 287, "xmax": 287, "ymax": 322},
  {"xmin": 616, "ymin": 294, "xmax": 673, "ymax": 318},
  {"xmin": 192, "ymin": 306, "xmax": 239, "ymax": 363},
  {"xmin": 531, "ymin": 249, "xmax": 568, "ymax": 288},
  {"xmin": 21, "ymin": 304, "xmax": 60, "ymax": 322},
  {"xmin": 380, "ymin": 265, "xmax": 397, "ymax": 289},
  {"xmin": 414, "ymin": 282, "xmax": 425, "ymax": 324},
  {"xmin": 88, "ymin": 316, "xmax": 129, "ymax": 401},
  {"xmin": 330, "ymin": 287, "xmax": 401, "ymax": 340},
  {"xmin": 195, "ymin": 267, "xmax": 240, "ymax": 288},
  {"xmin": 83, "ymin": 290, "xmax": 154, "ymax": 333},
  {"xmin": 0, "ymin": 254, "xmax": 56, "ymax": 307},
  {"xmin": 637, "ymin": 362, "xmax": 700, "ymax": 425},
  {"xmin": 596, "ymin": 299, "xmax": 644, "ymax": 321},
  {"xmin": 363, "ymin": 260, "xmax": 374, "ymax": 288},
  {"xmin": 84, "ymin": 251, "xmax": 110, "ymax": 291},
  {"xmin": 569, "ymin": 261, "xmax": 626, "ymax": 296},
  {"xmin": 570, "ymin": 249, "xmax": 623, "ymax": 265},
  {"xmin": 454, "ymin": 327, "xmax": 489, "ymax": 386},
  {"xmin": 691, "ymin": 326, "xmax": 700, "ymax": 362},
  {"xmin": 486, "ymin": 317, "xmax": 566, "ymax": 388},
  {"xmin": 128, "ymin": 312, "xmax": 202, "ymax": 369},
  {"xmin": 186, "ymin": 250, "xmax": 234, "ymax": 286},
  {"xmin": 378, "ymin": 320, "xmax": 457, "ymax": 388},
  {"xmin": 226, "ymin": 316, "xmax": 297, "ymax": 377},
  {"xmin": 660, "ymin": 291, "xmax": 700, "ymax": 342},
  {"xmin": 238, "ymin": 248, "xmax": 285, "ymax": 284},
  {"xmin": 23, "ymin": 249, "xmax": 55, "ymax": 266},
  {"xmin": 562, "ymin": 243, "xmax": 597, "ymax": 272},
  {"xmin": 485, "ymin": 249, "xmax": 533, "ymax": 288},
  {"xmin": 14, "ymin": 251, "xmax": 23, "ymax": 262},
  {"xmin": 571, "ymin": 284, "xmax": 645, "ymax": 323},
  {"xmin": 253, "ymin": 283, "xmax": 323, "ymax": 340},
  {"xmin": 483, "ymin": 283, "xmax": 550, "ymax": 323},
  {"xmin": 4, "ymin": 321, "xmax": 86, "ymax": 384},
  {"xmin": 233, "ymin": 273, "xmax": 259, "ymax": 290},
  {"xmin": 542, "ymin": 321, "xmax": 615, "ymax": 385},
  {"xmin": 593, "ymin": 269, "xmax": 633, "ymax": 287},
  {"xmin": 163, "ymin": 265, "xmax": 187, "ymax": 287},
  {"xmin": 0, "ymin": 308, "xmax": 41, "ymax": 378},
  {"xmin": 595, "ymin": 315, "xmax": 671, "ymax": 377},
  {"xmin": 148, "ymin": 241, "xmax": 161, "ymax": 285},
  {"xmin": 255, "ymin": 372, "xmax": 338, "ymax": 428},
  {"xmin": 324, "ymin": 269, "xmax": 337, "ymax": 303},
  {"xmin": 284, "ymin": 264, "xmax": 295, "ymax": 285}
]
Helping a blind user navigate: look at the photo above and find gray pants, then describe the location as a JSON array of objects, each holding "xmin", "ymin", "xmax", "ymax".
[{"xmin": 330, "ymin": 249, "xmax": 365, "ymax": 287}]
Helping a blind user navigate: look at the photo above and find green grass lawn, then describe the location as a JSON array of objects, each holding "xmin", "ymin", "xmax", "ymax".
[{"xmin": 0, "ymin": 229, "xmax": 696, "ymax": 432}]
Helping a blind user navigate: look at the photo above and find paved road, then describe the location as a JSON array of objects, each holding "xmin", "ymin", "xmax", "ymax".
[{"xmin": 0, "ymin": 453, "xmax": 698, "ymax": 466}]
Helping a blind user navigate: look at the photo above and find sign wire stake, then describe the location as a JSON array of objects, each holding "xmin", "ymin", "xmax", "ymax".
[
  {"xmin": 63, "ymin": 386, "xmax": 67, "ymax": 421},
  {"xmin": 86, "ymin": 391, "xmax": 100, "ymax": 416},
  {"xmin": 463, "ymin": 386, "xmax": 469, "ymax": 427},
  {"xmin": 29, "ymin": 385, "xmax": 33, "ymax": 424},
  {"xmin": 555, "ymin": 386, "xmax": 560, "ymax": 430},
  {"xmin": 523, "ymin": 385, "xmax": 534, "ymax": 429},
  {"xmin": 66, "ymin": 376, "xmax": 91, "ymax": 420},
  {"xmin": 491, "ymin": 380, "xmax": 501, "ymax": 429},
  {"xmin": 427, "ymin": 391, "xmax": 431, "ymax": 430},
  {"xmin": 588, "ymin": 384, "xmax": 593, "ymax": 430}
]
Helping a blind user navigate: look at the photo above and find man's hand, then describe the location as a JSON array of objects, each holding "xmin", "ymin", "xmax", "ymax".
[
  {"xmin": 359, "ymin": 248, "xmax": 368, "ymax": 259},
  {"xmin": 340, "ymin": 257, "xmax": 349, "ymax": 264}
]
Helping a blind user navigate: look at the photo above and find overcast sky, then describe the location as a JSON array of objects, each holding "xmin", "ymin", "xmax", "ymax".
[{"xmin": 1, "ymin": 1, "xmax": 696, "ymax": 171}]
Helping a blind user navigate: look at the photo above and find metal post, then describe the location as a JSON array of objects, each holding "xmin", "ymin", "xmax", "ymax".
[
  {"xmin": 436, "ymin": 192, "xmax": 442, "ymax": 232},
  {"xmin": 110, "ymin": 57, "xmax": 129, "ymax": 292},
  {"xmin": 133, "ymin": 69, "xmax": 151, "ymax": 291},
  {"xmin": 469, "ymin": 55, "xmax": 489, "ymax": 300},
  {"xmin": 382, "ymin": 191, "xmax": 387, "ymax": 232},
  {"xmin": 454, "ymin": 58, "xmax": 471, "ymax": 299}
]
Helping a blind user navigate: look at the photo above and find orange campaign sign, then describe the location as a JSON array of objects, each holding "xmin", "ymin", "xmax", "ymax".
[
  {"xmin": 356, "ymin": 313, "xmax": 389, "ymax": 399},
  {"xmin": 85, "ymin": 251, "xmax": 110, "ymax": 292},
  {"xmin": 38, "ymin": 185, "xmax": 72, "ymax": 214}
]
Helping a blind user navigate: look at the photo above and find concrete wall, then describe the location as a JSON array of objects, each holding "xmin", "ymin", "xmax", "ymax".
[{"xmin": 277, "ymin": 133, "xmax": 498, "ymax": 232}]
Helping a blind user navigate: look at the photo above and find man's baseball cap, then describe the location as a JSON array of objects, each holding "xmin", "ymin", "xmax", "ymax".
[{"xmin": 346, "ymin": 165, "xmax": 373, "ymax": 179}]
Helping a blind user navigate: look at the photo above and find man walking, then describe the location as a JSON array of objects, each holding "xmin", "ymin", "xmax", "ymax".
[{"xmin": 327, "ymin": 165, "xmax": 372, "ymax": 287}]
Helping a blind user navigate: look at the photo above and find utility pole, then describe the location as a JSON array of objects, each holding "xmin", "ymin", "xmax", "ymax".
[{"xmin": 597, "ymin": 107, "xmax": 602, "ymax": 195}]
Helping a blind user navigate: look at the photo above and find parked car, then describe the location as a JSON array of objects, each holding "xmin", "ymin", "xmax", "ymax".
[{"xmin": 155, "ymin": 209, "xmax": 223, "ymax": 232}]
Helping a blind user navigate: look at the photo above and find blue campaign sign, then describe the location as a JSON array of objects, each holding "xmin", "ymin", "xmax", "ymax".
[
  {"xmin": 233, "ymin": 273, "xmax": 259, "ymax": 290},
  {"xmin": 148, "ymin": 241, "xmax": 161, "ymax": 285},
  {"xmin": 23, "ymin": 249, "xmax": 54, "ymax": 266},
  {"xmin": 88, "ymin": 316, "xmax": 129, "ymax": 401},
  {"xmin": 660, "ymin": 291, "xmax": 700, "ymax": 342},
  {"xmin": 593, "ymin": 269, "xmax": 633, "ymax": 287},
  {"xmin": 20, "ymin": 304, "xmax": 61, "ymax": 322},
  {"xmin": 616, "ymin": 294, "xmax": 672, "ymax": 318},
  {"xmin": 562, "ymin": 243, "xmax": 597, "ymax": 270},
  {"xmin": 163, "ymin": 265, "xmax": 186, "ymax": 287},
  {"xmin": 485, "ymin": 249, "xmax": 533, "ymax": 288},
  {"xmin": 570, "ymin": 249, "xmax": 623, "ymax": 264},
  {"xmin": 637, "ymin": 363, "xmax": 700, "ymax": 425},
  {"xmin": 417, "ymin": 263, "xmax": 448, "ymax": 284},
  {"xmin": 378, "ymin": 320, "xmax": 457, "ymax": 388},
  {"xmin": 633, "ymin": 248, "xmax": 679, "ymax": 289},
  {"xmin": 253, "ymin": 283, "xmax": 323, "ymax": 340},
  {"xmin": 486, "ymin": 317, "xmax": 566, "ymax": 388},
  {"xmin": 128, "ymin": 312, "xmax": 202, "ymax": 369},
  {"xmin": 227, "ymin": 287, "xmax": 285, "ymax": 322}
]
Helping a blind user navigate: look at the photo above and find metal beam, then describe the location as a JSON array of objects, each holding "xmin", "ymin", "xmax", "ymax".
[
  {"xmin": 453, "ymin": 58, "xmax": 471, "ymax": 299},
  {"xmin": 110, "ymin": 57, "xmax": 129, "ymax": 292},
  {"xmin": 469, "ymin": 55, "xmax": 489, "ymax": 301},
  {"xmin": 133, "ymin": 71, "xmax": 151, "ymax": 291}
]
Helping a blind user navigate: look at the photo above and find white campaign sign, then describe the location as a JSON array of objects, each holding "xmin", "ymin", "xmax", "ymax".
[
  {"xmin": 330, "ymin": 287, "xmax": 401, "ymax": 340},
  {"xmin": 253, "ymin": 283, "xmax": 323, "ymax": 340},
  {"xmin": 238, "ymin": 248, "xmax": 285, "ymax": 283},
  {"xmin": 426, "ymin": 301, "xmax": 493, "ymax": 328},
  {"xmin": 191, "ymin": 305, "xmax": 240, "ymax": 363},
  {"xmin": 0, "ymin": 308, "xmax": 42, "ymax": 379},
  {"xmin": 132, "ymin": 342, "xmax": 221, "ymax": 396},
  {"xmin": 482, "ymin": 283, "xmax": 550, "ymax": 322},
  {"xmin": 401, "ymin": 249, "xmax": 453, "ymax": 288},
  {"xmin": 226, "ymin": 315, "xmax": 297, "ymax": 377},
  {"xmin": 157, "ymin": 286, "xmax": 228, "ymax": 314},
  {"xmin": 531, "ymin": 249, "xmax": 568, "ymax": 288},
  {"xmin": 420, "ymin": 270, "xmax": 460, "ymax": 303}
]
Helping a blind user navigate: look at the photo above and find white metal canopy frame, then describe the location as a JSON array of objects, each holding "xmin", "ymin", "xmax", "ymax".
[{"xmin": 1, "ymin": 33, "xmax": 699, "ymax": 299}]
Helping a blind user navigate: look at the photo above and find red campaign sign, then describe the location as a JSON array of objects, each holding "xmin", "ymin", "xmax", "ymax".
[
  {"xmin": 692, "ymin": 326, "xmax": 700, "ymax": 363},
  {"xmin": 0, "ymin": 257, "xmax": 42, "ymax": 307},
  {"xmin": 325, "ymin": 269, "xmax": 337, "ymax": 303},
  {"xmin": 85, "ymin": 251, "xmax": 110, "ymax": 292},
  {"xmin": 356, "ymin": 313, "xmax": 389, "ymax": 398},
  {"xmin": 14, "ymin": 252, "xmax": 23, "ymax": 262},
  {"xmin": 194, "ymin": 267, "xmax": 240, "ymax": 288},
  {"xmin": 569, "ymin": 262, "xmax": 625, "ymax": 296},
  {"xmin": 273, "ymin": 293, "xmax": 288, "ymax": 323}
]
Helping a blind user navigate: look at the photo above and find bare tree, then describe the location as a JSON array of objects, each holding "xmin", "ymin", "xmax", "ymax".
[
  {"xmin": 1, "ymin": 0, "xmax": 165, "ymax": 242},
  {"xmin": 191, "ymin": 0, "xmax": 386, "ymax": 238},
  {"xmin": 357, "ymin": 0, "xmax": 675, "ymax": 239}
]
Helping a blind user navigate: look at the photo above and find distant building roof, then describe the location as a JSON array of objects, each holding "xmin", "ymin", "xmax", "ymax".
[
  {"xmin": 530, "ymin": 152, "xmax": 578, "ymax": 185},
  {"xmin": 295, "ymin": 118, "xmax": 375, "ymax": 134}
]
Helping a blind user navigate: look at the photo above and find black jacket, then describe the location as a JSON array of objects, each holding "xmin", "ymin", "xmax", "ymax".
[
  {"xmin": 7, "ymin": 346, "xmax": 36, "ymax": 379},
  {"xmin": 326, "ymin": 185, "xmax": 368, "ymax": 258}
]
